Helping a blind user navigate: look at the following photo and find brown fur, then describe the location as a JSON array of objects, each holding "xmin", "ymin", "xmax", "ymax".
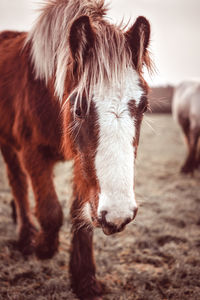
[
  {"xmin": 0, "ymin": 32, "xmax": 64, "ymax": 259},
  {"xmin": 0, "ymin": 1, "xmax": 152, "ymax": 298}
]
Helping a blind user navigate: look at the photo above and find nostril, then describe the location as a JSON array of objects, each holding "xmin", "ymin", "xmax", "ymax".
[
  {"xmin": 99, "ymin": 210, "xmax": 108, "ymax": 225},
  {"xmin": 123, "ymin": 217, "xmax": 132, "ymax": 226},
  {"xmin": 101, "ymin": 210, "xmax": 107, "ymax": 219},
  {"xmin": 133, "ymin": 207, "xmax": 138, "ymax": 219}
]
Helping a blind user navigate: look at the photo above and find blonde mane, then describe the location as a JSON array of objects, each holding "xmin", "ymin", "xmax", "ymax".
[{"xmin": 27, "ymin": 0, "xmax": 149, "ymax": 104}]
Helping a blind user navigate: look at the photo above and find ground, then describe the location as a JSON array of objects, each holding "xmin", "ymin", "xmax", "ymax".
[{"xmin": 0, "ymin": 114, "xmax": 200, "ymax": 300}]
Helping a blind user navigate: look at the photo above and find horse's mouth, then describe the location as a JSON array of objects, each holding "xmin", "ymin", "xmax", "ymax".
[
  {"xmin": 101, "ymin": 223, "xmax": 127, "ymax": 235},
  {"xmin": 89, "ymin": 202, "xmax": 129, "ymax": 235},
  {"xmin": 91, "ymin": 218, "xmax": 126, "ymax": 235},
  {"xmin": 89, "ymin": 202, "xmax": 130, "ymax": 235},
  {"xmin": 92, "ymin": 215, "xmax": 128, "ymax": 235}
]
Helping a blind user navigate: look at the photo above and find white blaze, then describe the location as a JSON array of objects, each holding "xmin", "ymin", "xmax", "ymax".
[{"xmin": 93, "ymin": 68, "xmax": 143, "ymax": 226}]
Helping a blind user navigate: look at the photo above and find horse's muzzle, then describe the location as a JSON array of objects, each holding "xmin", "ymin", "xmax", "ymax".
[{"xmin": 99, "ymin": 208, "xmax": 138, "ymax": 235}]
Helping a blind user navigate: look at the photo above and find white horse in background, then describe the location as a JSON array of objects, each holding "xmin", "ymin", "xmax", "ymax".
[{"xmin": 172, "ymin": 81, "xmax": 200, "ymax": 173}]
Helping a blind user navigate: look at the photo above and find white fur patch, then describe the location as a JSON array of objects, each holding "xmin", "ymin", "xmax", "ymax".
[{"xmin": 94, "ymin": 68, "xmax": 142, "ymax": 226}]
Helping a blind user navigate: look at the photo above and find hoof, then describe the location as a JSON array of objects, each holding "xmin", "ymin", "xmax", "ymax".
[
  {"xmin": 181, "ymin": 165, "xmax": 194, "ymax": 174},
  {"xmin": 72, "ymin": 277, "xmax": 105, "ymax": 300},
  {"xmin": 35, "ymin": 231, "xmax": 59, "ymax": 259},
  {"xmin": 18, "ymin": 224, "xmax": 37, "ymax": 256}
]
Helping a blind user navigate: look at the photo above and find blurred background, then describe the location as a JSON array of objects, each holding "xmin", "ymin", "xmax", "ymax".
[{"xmin": 0, "ymin": 1, "xmax": 200, "ymax": 300}]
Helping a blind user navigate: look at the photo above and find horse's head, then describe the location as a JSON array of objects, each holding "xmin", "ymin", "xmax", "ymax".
[{"xmin": 64, "ymin": 15, "xmax": 151, "ymax": 235}]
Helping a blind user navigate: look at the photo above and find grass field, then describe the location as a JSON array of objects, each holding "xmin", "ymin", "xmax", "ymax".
[{"xmin": 0, "ymin": 114, "xmax": 200, "ymax": 300}]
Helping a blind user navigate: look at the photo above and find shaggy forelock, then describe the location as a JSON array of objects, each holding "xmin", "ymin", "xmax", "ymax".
[{"xmin": 27, "ymin": 0, "xmax": 136, "ymax": 104}]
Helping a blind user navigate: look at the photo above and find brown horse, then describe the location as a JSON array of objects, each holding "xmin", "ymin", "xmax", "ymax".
[
  {"xmin": 0, "ymin": 0, "xmax": 152, "ymax": 299},
  {"xmin": 172, "ymin": 81, "xmax": 200, "ymax": 174}
]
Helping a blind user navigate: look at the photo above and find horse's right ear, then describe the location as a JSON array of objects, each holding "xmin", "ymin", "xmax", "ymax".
[
  {"xmin": 125, "ymin": 16, "xmax": 151, "ymax": 73},
  {"xmin": 69, "ymin": 15, "xmax": 94, "ymax": 63}
]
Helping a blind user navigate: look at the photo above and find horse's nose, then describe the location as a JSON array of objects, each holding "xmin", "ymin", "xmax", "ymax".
[{"xmin": 98, "ymin": 207, "xmax": 138, "ymax": 235}]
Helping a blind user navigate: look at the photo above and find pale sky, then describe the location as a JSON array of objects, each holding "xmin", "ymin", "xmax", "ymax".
[{"xmin": 0, "ymin": 0, "xmax": 200, "ymax": 86}]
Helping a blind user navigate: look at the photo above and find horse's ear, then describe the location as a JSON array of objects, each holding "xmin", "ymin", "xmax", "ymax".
[
  {"xmin": 126, "ymin": 16, "xmax": 151, "ymax": 73},
  {"xmin": 69, "ymin": 15, "xmax": 94, "ymax": 62}
]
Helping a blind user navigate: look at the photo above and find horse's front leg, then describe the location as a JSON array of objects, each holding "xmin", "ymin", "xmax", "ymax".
[
  {"xmin": 70, "ymin": 198, "xmax": 103, "ymax": 300},
  {"xmin": 22, "ymin": 146, "xmax": 63, "ymax": 259}
]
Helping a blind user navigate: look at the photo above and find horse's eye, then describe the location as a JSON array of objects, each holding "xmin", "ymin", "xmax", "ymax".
[
  {"xmin": 140, "ymin": 96, "xmax": 148, "ymax": 113},
  {"xmin": 142, "ymin": 105, "xmax": 148, "ymax": 113},
  {"xmin": 71, "ymin": 95, "xmax": 87, "ymax": 119},
  {"xmin": 75, "ymin": 107, "xmax": 84, "ymax": 119}
]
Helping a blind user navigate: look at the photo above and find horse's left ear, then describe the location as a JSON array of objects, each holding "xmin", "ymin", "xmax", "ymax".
[
  {"xmin": 126, "ymin": 16, "xmax": 151, "ymax": 73},
  {"xmin": 69, "ymin": 15, "xmax": 94, "ymax": 63}
]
